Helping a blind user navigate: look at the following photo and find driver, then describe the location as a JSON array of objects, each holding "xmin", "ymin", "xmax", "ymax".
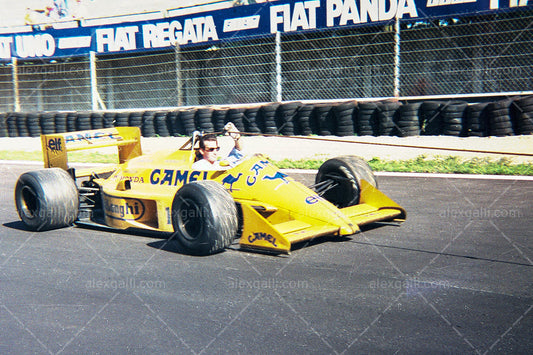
[{"xmin": 191, "ymin": 122, "xmax": 244, "ymax": 170}]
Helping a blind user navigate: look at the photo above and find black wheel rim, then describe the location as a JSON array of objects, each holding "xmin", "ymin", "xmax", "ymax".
[
  {"xmin": 176, "ymin": 197, "xmax": 204, "ymax": 242},
  {"xmin": 20, "ymin": 185, "xmax": 39, "ymax": 218}
]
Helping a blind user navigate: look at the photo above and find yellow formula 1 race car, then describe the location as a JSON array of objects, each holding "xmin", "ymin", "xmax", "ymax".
[{"xmin": 14, "ymin": 127, "xmax": 405, "ymax": 255}]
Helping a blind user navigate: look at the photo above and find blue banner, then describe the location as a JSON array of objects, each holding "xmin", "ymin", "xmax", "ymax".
[{"xmin": 0, "ymin": 0, "xmax": 531, "ymax": 60}]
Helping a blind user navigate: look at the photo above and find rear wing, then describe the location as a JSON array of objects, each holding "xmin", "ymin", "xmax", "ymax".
[{"xmin": 41, "ymin": 127, "xmax": 142, "ymax": 171}]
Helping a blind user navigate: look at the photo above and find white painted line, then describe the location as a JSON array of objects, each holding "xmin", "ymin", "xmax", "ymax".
[
  {"xmin": 2, "ymin": 161, "xmax": 532, "ymax": 181},
  {"xmin": 281, "ymin": 169, "xmax": 533, "ymax": 181}
]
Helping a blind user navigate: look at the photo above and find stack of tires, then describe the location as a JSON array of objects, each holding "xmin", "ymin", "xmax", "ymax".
[
  {"xmin": 212, "ymin": 108, "xmax": 228, "ymax": 133},
  {"xmin": 226, "ymin": 108, "xmax": 246, "ymax": 133},
  {"xmin": 395, "ymin": 102, "xmax": 420, "ymax": 137},
  {"xmin": 55, "ymin": 112, "xmax": 69, "ymax": 133},
  {"xmin": 276, "ymin": 102, "xmax": 299, "ymax": 136},
  {"xmin": 487, "ymin": 99, "xmax": 514, "ymax": 136},
  {"xmin": 420, "ymin": 101, "xmax": 443, "ymax": 135},
  {"xmin": 76, "ymin": 112, "xmax": 92, "ymax": 131},
  {"xmin": 66, "ymin": 112, "xmax": 78, "ymax": 132},
  {"xmin": 27, "ymin": 113, "xmax": 41, "ymax": 137},
  {"xmin": 40, "ymin": 112, "xmax": 56, "ymax": 135},
  {"xmin": 313, "ymin": 104, "xmax": 335, "ymax": 136},
  {"xmin": 243, "ymin": 106, "xmax": 262, "ymax": 133},
  {"xmin": 357, "ymin": 102, "xmax": 379, "ymax": 136},
  {"xmin": 2, "ymin": 95, "xmax": 533, "ymax": 139},
  {"xmin": 295, "ymin": 103, "xmax": 314, "ymax": 136},
  {"xmin": 511, "ymin": 95, "xmax": 533, "ymax": 135},
  {"xmin": 333, "ymin": 101, "xmax": 356, "ymax": 136},
  {"xmin": 155, "ymin": 111, "xmax": 171, "ymax": 136},
  {"xmin": 441, "ymin": 101, "xmax": 467, "ymax": 136},
  {"xmin": 0, "ymin": 113, "xmax": 7, "ymax": 137},
  {"xmin": 195, "ymin": 108, "xmax": 214, "ymax": 133},
  {"xmin": 464, "ymin": 103, "xmax": 490, "ymax": 137},
  {"xmin": 258, "ymin": 103, "xmax": 279, "ymax": 134},
  {"xmin": 180, "ymin": 109, "xmax": 197, "ymax": 135},
  {"xmin": 141, "ymin": 111, "xmax": 156, "ymax": 137},
  {"xmin": 377, "ymin": 101, "xmax": 401, "ymax": 136}
]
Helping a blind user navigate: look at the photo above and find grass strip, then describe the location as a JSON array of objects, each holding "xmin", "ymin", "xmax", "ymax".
[
  {"xmin": 1, "ymin": 151, "xmax": 532, "ymax": 175},
  {"xmin": 274, "ymin": 155, "xmax": 533, "ymax": 175}
]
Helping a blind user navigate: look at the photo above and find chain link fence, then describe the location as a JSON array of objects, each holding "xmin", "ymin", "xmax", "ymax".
[{"xmin": 0, "ymin": 10, "xmax": 531, "ymax": 112}]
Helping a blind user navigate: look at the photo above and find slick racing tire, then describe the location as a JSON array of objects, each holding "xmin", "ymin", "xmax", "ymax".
[
  {"xmin": 172, "ymin": 181, "xmax": 238, "ymax": 255},
  {"xmin": 15, "ymin": 168, "xmax": 79, "ymax": 231},
  {"xmin": 315, "ymin": 156, "xmax": 378, "ymax": 208}
]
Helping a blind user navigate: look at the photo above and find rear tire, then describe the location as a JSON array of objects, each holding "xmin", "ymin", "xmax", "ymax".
[
  {"xmin": 315, "ymin": 156, "xmax": 377, "ymax": 208},
  {"xmin": 172, "ymin": 181, "xmax": 238, "ymax": 255},
  {"xmin": 15, "ymin": 168, "xmax": 79, "ymax": 231}
]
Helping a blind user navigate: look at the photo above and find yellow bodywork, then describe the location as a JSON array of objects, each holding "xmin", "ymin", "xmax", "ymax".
[{"xmin": 40, "ymin": 127, "xmax": 405, "ymax": 254}]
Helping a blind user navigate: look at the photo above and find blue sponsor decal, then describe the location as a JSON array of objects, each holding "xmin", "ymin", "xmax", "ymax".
[
  {"xmin": 0, "ymin": 0, "xmax": 530, "ymax": 60},
  {"xmin": 246, "ymin": 160, "xmax": 270, "ymax": 186},
  {"xmin": 305, "ymin": 195, "xmax": 322, "ymax": 204},
  {"xmin": 263, "ymin": 171, "xmax": 290, "ymax": 184},
  {"xmin": 222, "ymin": 173, "xmax": 243, "ymax": 192},
  {"xmin": 150, "ymin": 169, "xmax": 208, "ymax": 186},
  {"xmin": 64, "ymin": 131, "xmax": 121, "ymax": 144}
]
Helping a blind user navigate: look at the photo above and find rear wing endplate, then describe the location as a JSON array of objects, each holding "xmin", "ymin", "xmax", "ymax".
[{"xmin": 41, "ymin": 127, "xmax": 142, "ymax": 170}]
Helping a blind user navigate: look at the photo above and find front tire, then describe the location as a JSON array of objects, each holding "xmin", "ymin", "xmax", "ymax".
[
  {"xmin": 15, "ymin": 168, "xmax": 79, "ymax": 231},
  {"xmin": 315, "ymin": 156, "xmax": 377, "ymax": 208},
  {"xmin": 172, "ymin": 181, "xmax": 238, "ymax": 255}
]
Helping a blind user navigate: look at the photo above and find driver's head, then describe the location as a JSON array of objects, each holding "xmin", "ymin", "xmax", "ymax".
[{"xmin": 198, "ymin": 134, "xmax": 220, "ymax": 164}]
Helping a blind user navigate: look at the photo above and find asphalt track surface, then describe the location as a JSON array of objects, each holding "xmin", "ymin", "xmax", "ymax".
[{"xmin": 1, "ymin": 162, "xmax": 532, "ymax": 354}]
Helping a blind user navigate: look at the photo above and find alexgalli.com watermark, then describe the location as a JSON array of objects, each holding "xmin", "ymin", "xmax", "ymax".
[
  {"xmin": 439, "ymin": 207, "xmax": 522, "ymax": 219},
  {"xmin": 86, "ymin": 278, "xmax": 166, "ymax": 291},
  {"xmin": 228, "ymin": 277, "xmax": 309, "ymax": 290},
  {"xmin": 369, "ymin": 278, "xmax": 450, "ymax": 291}
]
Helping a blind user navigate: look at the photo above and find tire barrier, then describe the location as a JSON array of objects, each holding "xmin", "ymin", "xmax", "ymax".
[
  {"xmin": 464, "ymin": 102, "xmax": 490, "ymax": 137},
  {"xmin": 296, "ymin": 103, "xmax": 314, "ymax": 136},
  {"xmin": 0, "ymin": 113, "xmax": 7, "ymax": 137},
  {"xmin": 180, "ymin": 109, "xmax": 197, "ymax": 136},
  {"xmin": 488, "ymin": 99, "xmax": 514, "ymax": 137},
  {"xmin": 277, "ymin": 102, "xmax": 300, "ymax": 136},
  {"xmin": 244, "ymin": 107, "xmax": 261, "ymax": 133},
  {"xmin": 396, "ymin": 102, "xmax": 420, "ymax": 137},
  {"xmin": 66, "ymin": 112, "xmax": 78, "ymax": 132},
  {"xmin": 441, "ymin": 101, "xmax": 468, "ymax": 137},
  {"xmin": 141, "ymin": 111, "xmax": 156, "ymax": 138},
  {"xmin": 195, "ymin": 108, "xmax": 214, "ymax": 134},
  {"xmin": 154, "ymin": 111, "xmax": 171, "ymax": 137},
  {"xmin": 212, "ymin": 108, "xmax": 228, "ymax": 133},
  {"xmin": 259, "ymin": 103, "xmax": 279, "ymax": 134},
  {"xmin": 2, "ymin": 95, "xmax": 532, "ymax": 138},
  {"xmin": 378, "ymin": 101, "xmax": 401, "ymax": 136},
  {"xmin": 55, "ymin": 112, "xmax": 68, "ymax": 133},
  {"xmin": 511, "ymin": 95, "xmax": 533, "ymax": 135},
  {"xmin": 357, "ymin": 102, "xmax": 379, "ymax": 136},
  {"xmin": 333, "ymin": 101, "xmax": 356, "ymax": 137},
  {"xmin": 314, "ymin": 103, "xmax": 335, "ymax": 136},
  {"xmin": 27, "ymin": 113, "xmax": 41, "ymax": 137}
]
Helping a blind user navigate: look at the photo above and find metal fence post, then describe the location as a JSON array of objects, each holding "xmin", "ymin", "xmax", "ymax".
[
  {"xmin": 90, "ymin": 51, "xmax": 97, "ymax": 110},
  {"xmin": 393, "ymin": 17, "xmax": 400, "ymax": 98},
  {"xmin": 12, "ymin": 57, "xmax": 20, "ymax": 112},
  {"xmin": 175, "ymin": 43, "xmax": 183, "ymax": 107},
  {"xmin": 275, "ymin": 31, "xmax": 282, "ymax": 102}
]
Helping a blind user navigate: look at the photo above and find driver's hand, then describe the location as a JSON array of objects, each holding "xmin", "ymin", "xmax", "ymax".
[{"xmin": 223, "ymin": 122, "xmax": 240, "ymax": 140}]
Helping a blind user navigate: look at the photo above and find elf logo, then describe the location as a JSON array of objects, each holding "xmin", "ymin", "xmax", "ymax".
[{"xmin": 47, "ymin": 138, "xmax": 63, "ymax": 151}]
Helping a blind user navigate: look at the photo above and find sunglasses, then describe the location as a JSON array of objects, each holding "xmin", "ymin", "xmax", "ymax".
[{"xmin": 204, "ymin": 147, "xmax": 220, "ymax": 152}]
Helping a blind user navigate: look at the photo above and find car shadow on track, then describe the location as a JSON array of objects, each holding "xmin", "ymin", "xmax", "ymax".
[{"xmin": 3, "ymin": 221, "xmax": 31, "ymax": 231}]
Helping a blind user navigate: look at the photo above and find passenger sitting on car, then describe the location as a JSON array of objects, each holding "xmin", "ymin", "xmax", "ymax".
[{"xmin": 191, "ymin": 122, "xmax": 244, "ymax": 170}]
